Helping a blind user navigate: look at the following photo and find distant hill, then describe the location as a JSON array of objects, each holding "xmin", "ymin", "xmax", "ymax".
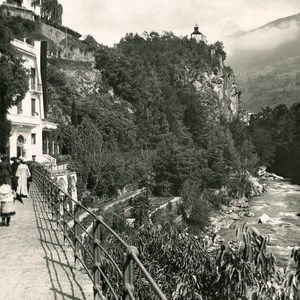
[{"xmin": 226, "ymin": 13, "xmax": 300, "ymax": 112}]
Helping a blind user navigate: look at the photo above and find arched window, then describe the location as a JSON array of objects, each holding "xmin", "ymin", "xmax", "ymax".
[{"xmin": 17, "ymin": 135, "xmax": 25, "ymax": 158}]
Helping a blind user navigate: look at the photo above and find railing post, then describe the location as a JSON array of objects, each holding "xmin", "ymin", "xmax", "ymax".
[
  {"xmin": 74, "ymin": 201, "xmax": 81, "ymax": 270},
  {"xmin": 50, "ymin": 185, "xmax": 56, "ymax": 222},
  {"xmin": 56, "ymin": 191, "xmax": 62, "ymax": 231},
  {"xmin": 123, "ymin": 246, "xmax": 139, "ymax": 300},
  {"xmin": 42, "ymin": 174, "xmax": 45, "ymax": 198},
  {"xmin": 45, "ymin": 180, "xmax": 51, "ymax": 213},
  {"xmin": 63, "ymin": 195, "xmax": 68, "ymax": 245},
  {"xmin": 93, "ymin": 216, "xmax": 103, "ymax": 300}
]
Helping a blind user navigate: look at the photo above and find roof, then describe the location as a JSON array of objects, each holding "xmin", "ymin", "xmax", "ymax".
[{"xmin": 191, "ymin": 25, "xmax": 202, "ymax": 35}]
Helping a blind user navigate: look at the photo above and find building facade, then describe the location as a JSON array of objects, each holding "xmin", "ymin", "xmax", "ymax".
[
  {"xmin": 0, "ymin": 0, "xmax": 40, "ymax": 20},
  {"xmin": 7, "ymin": 38, "xmax": 58, "ymax": 163}
]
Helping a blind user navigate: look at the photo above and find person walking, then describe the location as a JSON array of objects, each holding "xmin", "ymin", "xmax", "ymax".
[
  {"xmin": 16, "ymin": 157, "xmax": 31, "ymax": 198},
  {"xmin": 0, "ymin": 154, "xmax": 12, "ymax": 187},
  {"xmin": 10, "ymin": 157, "xmax": 19, "ymax": 192},
  {"xmin": 0, "ymin": 184, "xmax": 15, "ymax": 226}
]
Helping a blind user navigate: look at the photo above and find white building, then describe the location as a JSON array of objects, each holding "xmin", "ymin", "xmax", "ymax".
[
  {"xmin": 0, "ymin": 0, "xmax": 40, "ymax": 20},
  {"xmin": 191, "ymin": 23, "xmax": 207, "ymax": 43},
  {"xmin": 7, "ymin": 38, "xmax": 78, "ymax": 200},
  {"xmin": 7, "ymin": 38, "xmax": 58, "ymax": 163}
]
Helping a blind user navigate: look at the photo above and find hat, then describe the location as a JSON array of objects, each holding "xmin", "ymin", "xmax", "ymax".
[
  {"xmin": 19, "ymin": 156, "xmax": 25, "ymax": 162},
  {"xmin": 0, "ymin": 184, "xmax": 12, "ymax": 195},
  {"xmin": 10, "ymin": 157, "xmax": 17, "ymax": 161}
]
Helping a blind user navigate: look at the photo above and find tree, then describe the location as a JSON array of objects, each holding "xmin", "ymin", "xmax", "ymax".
[
  {"xmin": 180, "ymin": 179, "xmax": 210, "ymax": 230},
  {"xmin": 40, "ymin": 0, "xmax": 63, "ymax": 25},
  {"xmin": 0, "ymin": 14, "xmax": 29, "ymax": 152},
  {"xmin": 132, "ymin": 192, "xmax": 150, "ymax": 227},
  {"xmin": 65, "ymin": 117, "xmax": 122, "ymax": 196},
  {"xmin": 71, "ymin": 98, "xmax": 78, "ymax": 126}
]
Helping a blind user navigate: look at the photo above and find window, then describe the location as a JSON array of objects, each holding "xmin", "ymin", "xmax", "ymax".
[
  {"xmin": 31, "ymin": 133, "xmax": 36, "ymax": 144},
  {"xmin": 31, "ymin": 98, "xmax": 36, "ymax": 116},
  {"xmin": 30, "ymin": 68, "xmax": 36, "ymax": 90},
  {"xmin": 17, "ymin": 135, "xmax": 25, "ymax": 158},
  {"xmin": 16, "ymin": 96, "xmax": 22, "ymax": 114}
]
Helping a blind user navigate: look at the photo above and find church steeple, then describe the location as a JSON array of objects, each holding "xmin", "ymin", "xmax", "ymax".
[
  {"xmin": 192, "ymin": 23, "xmax": 201, "ymax": 35},
  {"xmin": 191, "ymin": 23, "xmax": 207, "ymax": 43}
]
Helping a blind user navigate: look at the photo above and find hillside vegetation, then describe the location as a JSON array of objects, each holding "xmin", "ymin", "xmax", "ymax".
[{"xmin": 3, "ymin": 11, "xmax": 300, "ymax": 299}]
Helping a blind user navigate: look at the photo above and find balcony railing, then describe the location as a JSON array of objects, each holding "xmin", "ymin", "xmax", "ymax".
[
  {"xmin": 12, "ymin": 38, "xmax": 35, "ymax": 52},
  {"xmin": 30, "ymin": 82, "xmax": 42, "ymax": 92},
  {"xmin": 33, "ymin": 168, "xmax": 167, "ymax": 300}
]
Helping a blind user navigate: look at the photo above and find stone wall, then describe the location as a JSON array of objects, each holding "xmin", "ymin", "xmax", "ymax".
[{"xmin": 40, "ymin": 23, "xmax": 94, "ymax": 62}]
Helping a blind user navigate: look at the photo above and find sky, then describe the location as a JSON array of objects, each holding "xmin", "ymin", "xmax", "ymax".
[{"xmin": 60, "ymin": 0, "xmax": 300, "ymax": 52}]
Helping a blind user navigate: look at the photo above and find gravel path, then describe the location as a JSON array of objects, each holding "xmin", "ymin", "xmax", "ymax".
[{"xmin": 0, "ymin": 183, "xmax": 93, "ymax": 300}]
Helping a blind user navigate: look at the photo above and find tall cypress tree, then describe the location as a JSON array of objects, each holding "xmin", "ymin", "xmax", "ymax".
[{"xmin": 71, "ymin": 98, "xmax": 78, "ymax": 126}]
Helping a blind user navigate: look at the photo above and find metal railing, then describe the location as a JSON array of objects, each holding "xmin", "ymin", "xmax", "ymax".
[
  {"xmin": 30, "ymin": 82, "xmax": 42, "ymax": 92},
  {"xmin": 33, "ymin": 169, "xmax": 167, "ymax": 300}
]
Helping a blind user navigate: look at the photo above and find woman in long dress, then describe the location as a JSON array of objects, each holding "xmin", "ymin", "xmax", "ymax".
[{"xmin": 16, "ymin": 157, "xmax": 31, "ymax": 198}]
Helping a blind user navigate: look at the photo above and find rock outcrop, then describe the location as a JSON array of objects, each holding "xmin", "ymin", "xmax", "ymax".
[
  {"xmin": 192, "ymin": 68, "xmax": 241, "ymax": 120},
  {"xmin": 258, "ymin": 166, "xmax": 284, "ymax": 180},
  {"xmin": 258, "ymin": 213, "xmax": 272, "ymax": 224}
]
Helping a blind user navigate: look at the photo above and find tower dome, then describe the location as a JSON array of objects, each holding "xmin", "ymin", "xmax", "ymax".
[{"xmin": 191, "ymin": 23, "xmax": 207, "ymax": 43}]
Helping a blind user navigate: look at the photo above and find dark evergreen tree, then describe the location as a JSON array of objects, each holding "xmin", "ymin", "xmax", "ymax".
[{"xmin": 71, "ymin": 99, "xmax": 78, "ymax": 126}]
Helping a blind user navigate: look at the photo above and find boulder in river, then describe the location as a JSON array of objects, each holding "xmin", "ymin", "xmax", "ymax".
[
  {"xmin": 244, "ymin": 211, "xmax": 255, "ymax": 217},
  {"xmin": 220, "ymin": 204, "xmax": 232, "ymax": 214},
  {"xmin": 258, "ymin": 213, "xmax": 272, "ymax": 224},
  {"xmin": 230, "ymin": 198, "xmax": 249, "ymax": 208},
  {"xmin": 230, "ymin": 212, "xmax": 240, "ymax": 220}
]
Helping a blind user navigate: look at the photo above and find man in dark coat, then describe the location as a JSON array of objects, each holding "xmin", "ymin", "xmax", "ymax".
[{"xmin": 10, "ymin": 157, "xmax": 19, "ymax": 192}]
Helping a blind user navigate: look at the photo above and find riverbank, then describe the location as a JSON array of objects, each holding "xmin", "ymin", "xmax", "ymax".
[{"xmin": 214, "ymin": 179, "xmax": 300, "ymax": 268}]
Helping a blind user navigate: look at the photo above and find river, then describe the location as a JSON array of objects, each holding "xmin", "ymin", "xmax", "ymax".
[{"xmin": 218, "ymin": 179, "xmax": 300, "ymax": 268}]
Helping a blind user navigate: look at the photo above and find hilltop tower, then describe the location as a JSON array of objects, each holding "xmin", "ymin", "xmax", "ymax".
[{"xmin": 191, "ymin": 23, "xmax": 207, "ymax": 43}]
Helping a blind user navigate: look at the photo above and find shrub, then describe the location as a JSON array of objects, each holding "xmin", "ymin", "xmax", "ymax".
[{"xmin": 204, "ymin": 189, "xmax": 230, "ymax": 208}]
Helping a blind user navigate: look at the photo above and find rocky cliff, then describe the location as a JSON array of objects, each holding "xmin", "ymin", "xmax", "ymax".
[{"xmin": 191, "ymin": 64, "xmax": 241, "ymax": 120}]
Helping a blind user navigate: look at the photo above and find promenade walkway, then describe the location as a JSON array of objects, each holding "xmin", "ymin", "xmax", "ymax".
[{"xmin": 0, "ymin": 183, "xmax": 93, "ymax": 300}]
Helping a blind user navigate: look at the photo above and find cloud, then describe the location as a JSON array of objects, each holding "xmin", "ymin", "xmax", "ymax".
[
  {"xmin": 225, "ymin": 18, "xmax": 300, "ymax": 55},
  {"xmin": 60, "ymin": 0, "xmax": 300, "ymax": 46}
]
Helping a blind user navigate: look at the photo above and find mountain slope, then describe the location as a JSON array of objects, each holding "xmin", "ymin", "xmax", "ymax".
[{"xmin": 226, "ymin": 13, "xmax": 300, "ymax": 112}]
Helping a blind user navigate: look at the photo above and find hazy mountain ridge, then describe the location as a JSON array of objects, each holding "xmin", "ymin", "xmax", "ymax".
[{"xmin": 226, "ymin": 12, "xmax": 300, "ymax": 112}]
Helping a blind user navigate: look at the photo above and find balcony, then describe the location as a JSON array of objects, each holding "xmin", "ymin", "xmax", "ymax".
[
  {"xmin": 11, "ymin": 39, "xmax": 35, "ymax": 54},
  {"xmin": 30, "ymin": 82, "xmax": 42, "ymax": 93},
  {"xmin": 8, "ymin": 113, "xmax": 41, "ymax": 127}
]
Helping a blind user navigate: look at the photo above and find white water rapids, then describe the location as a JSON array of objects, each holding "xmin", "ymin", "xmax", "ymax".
[{"xmin": 218, "ymin": 179, "xmax": 300, "ymax": 268}]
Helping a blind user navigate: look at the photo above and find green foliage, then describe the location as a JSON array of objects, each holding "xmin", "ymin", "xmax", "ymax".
[
  {"xmin": 0, "ymin": 13, "xmax": 29, "ymax": 152},
  {"xmin": 204, "ymin": 189, "xmax": 230, "ymax": 208},
  {"xmin": 47, "ymin": 64, "xmax": 77, "ymax": 109},
  {"xmin": 76, "ymin": 94, "xmax": 137, "ymax": 151},
  {"xmin": 0, "ymin": 14, "xmax": 46, "ymax": 41},
  {"xmin": 0, "ymin": 118, "xmax": 11, "ymax": 153},
  {"xmin": 81, "ymin": 34, "xmax": 99, "ymax": 52},
  {"xmin": 131, "ymin": 192, "xmax": 150, "ymax": 227},
  {"xmin": 180, "ymin": 180, "xmax": 210, "ymax": 230},
  {"xmin": 40, "ymin": 0, "xmax": 63, "ymax": 25},
  {"xmin": 61, "ymin": 117, "xmax": 133, "ymax": 198},
  {"xmin": 249, "ymin": 103, "xmax": 300, "ymax": 178},
  {"xmin": 134, "ymin": 223, "xmax": 299, "ymax": 299},
  {"xmin": 44, "ymin": 29, "xmax": 260, "ymax": 220}
]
